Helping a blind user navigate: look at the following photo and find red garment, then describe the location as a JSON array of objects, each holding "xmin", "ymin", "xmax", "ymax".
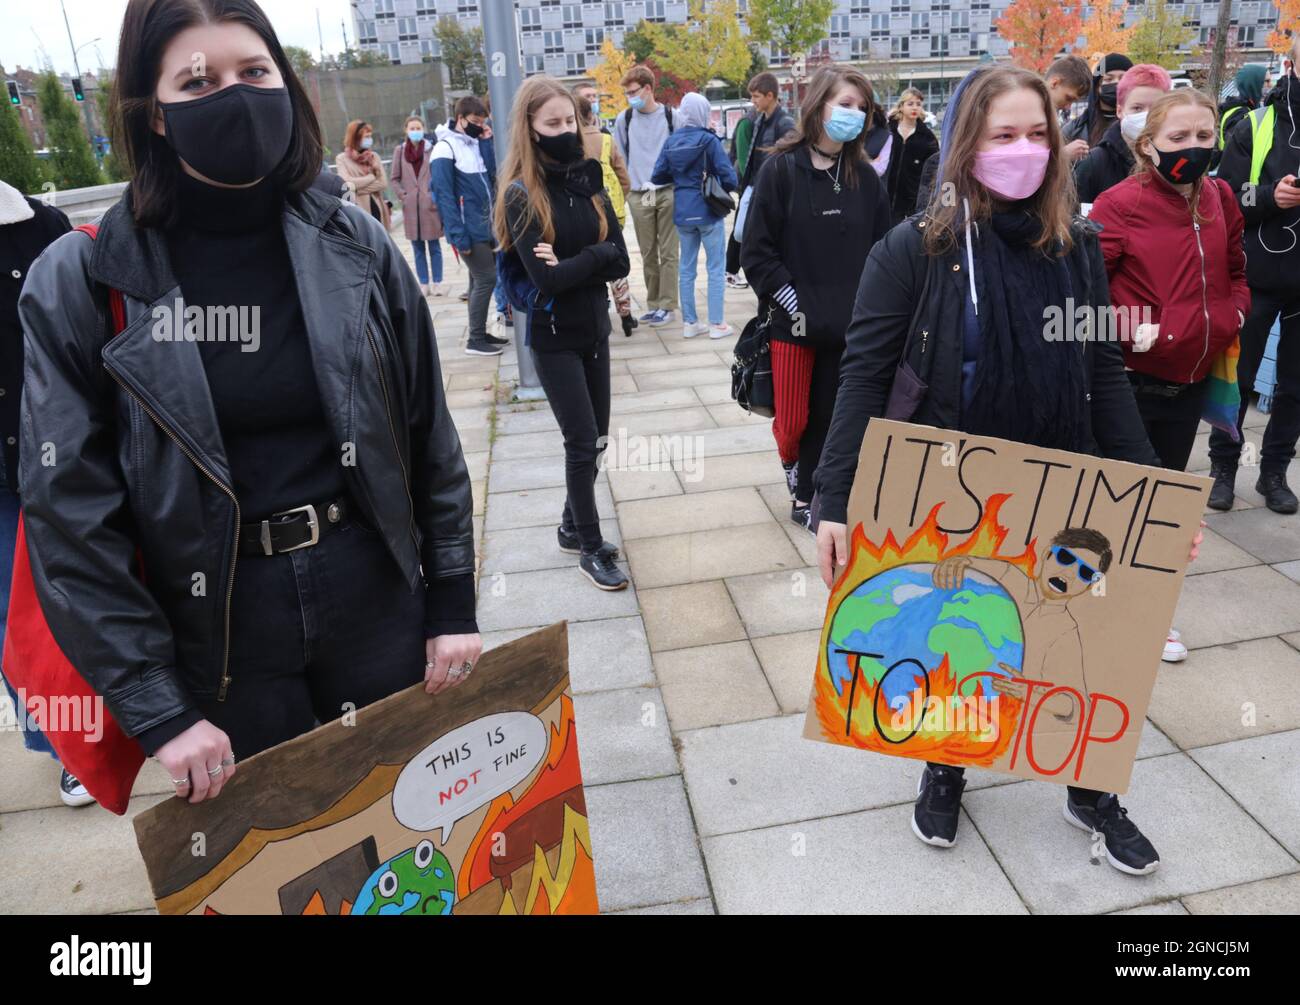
[
  {"xmin": 771, "ymin": 339, "xmax": 816, "ymax": 463},
  {"xmin": 3, "ymin": 225, "xmax": 145, "ymax": 815},
  {"xmin": 1090, "ymin": 173, "xmax": 1251, "ymax": 385},
  {"xmin": 403, "ymin": 138, "xmax": 423, "ymax": 167}
]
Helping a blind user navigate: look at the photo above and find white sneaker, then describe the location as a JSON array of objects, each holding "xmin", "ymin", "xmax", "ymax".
[
  {"xmin": 682, "ymin": 322, "xmax": 709, "ymax": 339},
  {"xmin": 708, "ymin": 323, "xmax": 733, "ymax": 339},
  {"xmin": 59, "ymin": 769, "xmax": 96, "ymax": 808},
  {"xmin": 431, "ymin": 282, "xmax": 446, "ymax": 297},
  {"xmin": 1162, "ymin": 629, "xmax": 1188, "ymax": 663}
]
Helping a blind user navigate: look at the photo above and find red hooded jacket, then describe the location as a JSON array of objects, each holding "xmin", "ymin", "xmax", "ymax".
[{"xmin": 1091, "ymin": 172, "xmax": 1250, "ymax": 385}]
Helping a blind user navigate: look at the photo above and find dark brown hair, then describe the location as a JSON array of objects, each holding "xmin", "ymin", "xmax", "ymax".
[
  {"xmin": 771, "ymin": 65, "xmax": 876, "ymax": 190},
  {"xmin": 922, "ymin": 66, "xmax": 1075, "ymax": 256},
  {"xmin": 454, "ymin": 95, "xmax": 488, "ymax": 120},
  {"xmin": 110, "ymin": 0, "xmax": 324, "ymax": 228},
  {"xmin": 747, "ymin": 71, "xmax": 779, "ymax": 98}
]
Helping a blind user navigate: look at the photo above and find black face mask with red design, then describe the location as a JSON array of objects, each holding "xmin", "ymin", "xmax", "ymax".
[{"xmin": 1150, "ymin": 144, "xmax": 1212, "ymax": 185}]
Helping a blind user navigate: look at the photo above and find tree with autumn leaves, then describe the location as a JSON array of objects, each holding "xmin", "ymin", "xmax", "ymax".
[
  {"xmin": 1080, "ymin": 3, "xmax": 1136, "ymax": 65},
  {"xmin": 995, "ymin": 0, "xmax": 1083, "ymax": 74},
  {"xmin": 1269, "ymin": 0, "xmax": 1300, "ymax": 54}
]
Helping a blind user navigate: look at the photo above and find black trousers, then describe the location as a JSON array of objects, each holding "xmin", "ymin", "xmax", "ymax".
[
  {"xmin": 1130, "ymin": 374, "xmax": 1209, "ymax": 471},
  {"xmin": 927, "ymin": 763, "xmax": 1105, "ymax": 804},
  {"xmin": 725, "ymin": 229, "xmax": 742, "ymax": 276},
  {"xmin": 1208, "ymin": 287, "xmax": 1300, "ymax": 473},
  {"xmin": 197, "ymin": 516, "xmax": 426, "ymax": 759},
  {"xmin": 798, "ymin": 345, "xmax": 844, "ymax": 503},
  {"xmin": 533, "ymin": 341, "xmax": 612, "ymax": 553}
]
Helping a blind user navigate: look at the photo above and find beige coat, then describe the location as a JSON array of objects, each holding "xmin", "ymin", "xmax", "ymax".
[{"xmin": 335, "ymin": 149, "xmax": 392, "ymax": 231}]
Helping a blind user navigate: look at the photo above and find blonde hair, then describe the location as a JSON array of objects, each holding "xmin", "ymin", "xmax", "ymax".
[
  {"xmin": 1132, "ymin": 89, "xmax": 1218, "ymax": 222},
  {"xmin": 492, "ymin": 75, "xmax": 609, "ymax": 250},
  {"xmin": 923, "ymin": 67, "xmax": 1076, "ymax": 256},
  {"xmin": 889, "ymin": 87, "xmax": 926, "ymax": 123}
]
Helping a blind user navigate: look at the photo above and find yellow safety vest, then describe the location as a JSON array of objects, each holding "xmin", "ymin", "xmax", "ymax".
[
  {"xmin": 1245, "ymin": 105, "xmax": 1276, "ymax": 186},
  {"xmin": 600, "ymin": 132, "xmax": 626, "ymax": 226}
]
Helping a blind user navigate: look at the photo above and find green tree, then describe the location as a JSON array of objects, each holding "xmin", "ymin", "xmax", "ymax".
[
  {"xmin": 1129, "ymin": 0, "xmax": 1196, "ymax": 70},
  {"xmin": 94, "ymin": 86, "xmax": 126, "ymax": 182},
  {"xmin": 0, "ymin": 96, "xmax": 44, "ymax": 194},
  {"xmin": 284, "ymin": 45, "xmax": 317, "ymax": 82},
  {"xmin": 645, "ymin": 0, "xmax": 752, "ymax": 90},
  {"xmin": 746, "ymin": 0, "xmax": 836, "ymax": 58},
  {"xmin": 622, "ymin": 22, "xmax": 658, "ymax": 62},
  {"xmin": 434, "ymin": 16, "xmax": 487, "ymax": 94},
  {"xmin": 38, "ymin": 72, "xmax": 101, "ymax": 189}
]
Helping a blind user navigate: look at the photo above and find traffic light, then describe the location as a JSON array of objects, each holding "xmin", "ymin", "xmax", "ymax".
[
  {"xmin": 71, "ymin": 77, "xmax": 84, "ymax": 101},
  {"xmin": 6, "ymin": 80, "xmax": 19, "ymax": 106}
]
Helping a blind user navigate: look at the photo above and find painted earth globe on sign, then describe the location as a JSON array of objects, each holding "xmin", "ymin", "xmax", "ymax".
[{"xmin": 826, "ymin": 562, "xmax": 1024, "ymax": 709}]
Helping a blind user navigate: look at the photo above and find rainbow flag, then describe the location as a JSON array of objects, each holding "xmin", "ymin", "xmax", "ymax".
[{"xmin": 1202, "ymin": 336, "xmax": 1242, "ymax": 443}]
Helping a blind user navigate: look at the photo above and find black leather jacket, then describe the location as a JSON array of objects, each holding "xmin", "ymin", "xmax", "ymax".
[{"xmin": 17, "ymin": 187, "xmax": 474, "ymax": 738}]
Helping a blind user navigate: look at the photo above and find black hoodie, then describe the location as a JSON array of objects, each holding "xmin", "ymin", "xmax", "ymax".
[
  {"xmin": 1073, "ymin": 119, "xmax": 1134, "ymax": 205},
  {"xmin": 1217, "ymin": 72, "xmax": 1300, "ymax": 294}
]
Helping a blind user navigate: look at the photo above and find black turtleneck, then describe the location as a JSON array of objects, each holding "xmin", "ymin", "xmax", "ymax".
[{"xmin": 164, "ymin": 171, "xmax": 345, "ymax": 521}]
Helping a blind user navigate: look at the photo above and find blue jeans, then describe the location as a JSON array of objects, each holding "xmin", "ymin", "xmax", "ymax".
[
  {"xmin": 412, "ymin": 239, "xmax": 443, "ymax": 285},
  {"xmin": 493, "ymin": 275, "xmax": 508, "ymax": 315},
  {"xmin": 0, "ymin": 478, "xmax": 56, "ymax": 758},
  {"xmin": 677, "ymin": 219, "xmax": 726, "ymax": 326}
]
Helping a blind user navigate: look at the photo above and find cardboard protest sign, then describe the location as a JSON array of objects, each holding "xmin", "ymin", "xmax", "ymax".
[
  {"xmin": 803, "ymin": 421, "xmax": 1209, "ymax": 794},
  {"xmin": 133, "ymin": 622, "xmax": 597, "ymax": 914}
]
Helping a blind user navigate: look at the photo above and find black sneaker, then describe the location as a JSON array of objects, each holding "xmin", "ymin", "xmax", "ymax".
[
  {"xmin": 484, "ymin": 332, "xmax": 510, "ymax": 346},
  {"xmin": 621, "ymin": 314, "xmax": 637, "ymax": 337},
  {"xmin": 1063, "ymin": 791, "xmax": 1160, "ymax": 876},
  {"xmin": 912, "ymin": 764, "xmax": 965, "ymax": 847},
  {"xmin": 790, "ymin": 502, "xmax": 813, "ymax": 533},
  {"xmin": 783, "ymin": 460, "xmax": 799, "ymax": 499},
  {"xmin": 557, "ymin": 525, "xmax": 620, "ymax": 559},
  {"xmin": 1256, "ymin": 470, "xmax": 1299, "ymax": 514},
  {"xmin": 59, "ymin": 769, "xmax": 96, "ymax": 808},
  {"xmin": 579, "ymin": 550, "xmax": 629, "ymax": 591},
  {"xmin": 465, "ymin": 339, "xmax": 504, "ymax": 356},
  {"xmin": 1207, "ymin": 463, "xmax": 1236, "ymax": 511}
]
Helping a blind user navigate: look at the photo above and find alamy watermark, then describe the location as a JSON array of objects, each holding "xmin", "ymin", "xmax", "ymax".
[{"xmin": 151, "ymin": 298, "xmax": 261, "ymax": 352}]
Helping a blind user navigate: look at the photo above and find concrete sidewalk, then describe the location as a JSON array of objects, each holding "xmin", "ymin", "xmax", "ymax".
[{"xmin": 2, "ymin": 217, "xmax": 1297, "ymax": 915}]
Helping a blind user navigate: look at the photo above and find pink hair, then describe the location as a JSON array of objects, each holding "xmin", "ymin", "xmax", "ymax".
[{"xmin": 1117, "ymin": 64, "xmax": 1173, "ymax": 109}]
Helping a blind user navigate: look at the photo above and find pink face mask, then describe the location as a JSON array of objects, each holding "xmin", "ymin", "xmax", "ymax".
[{"xmin": 972, "ymin": 137, "xmax": 1051, "ymax": 201}]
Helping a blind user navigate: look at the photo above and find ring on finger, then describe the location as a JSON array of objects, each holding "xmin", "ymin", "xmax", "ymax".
[
  {"xmin": 207, "ymin": 765, "xmax": 224, "ymax": 778},
  {"xmin": 172, "ymin": 777, "xmax": 190, "ymax": 786}
]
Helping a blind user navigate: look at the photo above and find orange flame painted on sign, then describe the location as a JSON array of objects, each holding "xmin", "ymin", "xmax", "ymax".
[{"xmin": 813, "ymin": 496, "xmax": 1035, "ymax": 766}]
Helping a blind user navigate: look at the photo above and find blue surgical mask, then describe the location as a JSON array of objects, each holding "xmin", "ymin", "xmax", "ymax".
[
  {"xmin": 825, "ymin": 105, "xmax": 867, "ymax": 143},
  {"xmin": 360, "ymin": 136, "xmax": 374, "ymax": 150},
  {"xmin": 590, "ymin": 99, "xmax": 600, "ymax": 116},
  {"xmin": 628, "ymin": 95, "xmax": 646, "ymax": 111},
  {"xmin": 407, "ymin": 129, "xmax": 424, "ymax": 143}
]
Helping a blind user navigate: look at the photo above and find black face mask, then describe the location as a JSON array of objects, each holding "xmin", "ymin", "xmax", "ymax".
[
  {"xmin": 159, "ymin": 84, "xmax": 293, "ymax": 186},
  {"xmin": 1150, "ymin": 144, "xmax": 1213, "ymax": 185},
  {"xmin": 534, "ymin": 129, "xmax": 585, "ymax": 164},
  {"xmin": 1098, "ymin": 83, "xmax": 1118, "ymax": 112},
  {"xmin": 462, "ymin": 120, "xmax": 485, "ymax": 139}
]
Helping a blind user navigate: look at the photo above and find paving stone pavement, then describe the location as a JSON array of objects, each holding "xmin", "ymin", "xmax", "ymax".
[{"xmin": 3, "ymin": 214, "xmax": 1298, "ymax": 916}]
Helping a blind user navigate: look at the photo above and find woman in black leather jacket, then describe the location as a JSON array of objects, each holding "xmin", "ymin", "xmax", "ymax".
[{"xmin": 16, "ymin": 0, "xmax": 478, "ymax": 802}]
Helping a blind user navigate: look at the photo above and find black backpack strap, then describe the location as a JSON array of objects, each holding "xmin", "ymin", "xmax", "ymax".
[{"xmin": 666, "ymin": 105, "xmax": 674, "ymax": 133}]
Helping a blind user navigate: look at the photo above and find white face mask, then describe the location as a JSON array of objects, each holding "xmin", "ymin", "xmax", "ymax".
[{"xmin": 1120, "ymin": 110, "xmax": 1148, "ymax": 144}]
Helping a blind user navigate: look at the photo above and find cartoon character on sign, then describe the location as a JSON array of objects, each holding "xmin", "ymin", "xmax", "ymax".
[
  {"xmin": 350, "ymin": 839, "xmax": 456, "ymax": 916},
  {"xmin": 930, "ymin": 526, "xmax": 1112, "ymax": 723}
]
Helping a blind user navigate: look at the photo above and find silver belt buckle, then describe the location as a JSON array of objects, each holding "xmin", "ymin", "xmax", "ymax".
[{"xmin": 261, "ymin": 504, "xmax": 320, "ymax": 555}]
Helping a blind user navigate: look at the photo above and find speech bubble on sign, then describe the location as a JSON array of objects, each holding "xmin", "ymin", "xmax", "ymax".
[{"xmin": 392, "ymin": 712, "xmax": 547, "ymax": 844}]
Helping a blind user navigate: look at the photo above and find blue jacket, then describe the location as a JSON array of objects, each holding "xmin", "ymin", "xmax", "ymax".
[
  {"xmin": 650, "ymin": 127, "xmax": 738, "ymax": 227},
  {"xmin": 430, "ymin": 122, "xmax": 495, "ymax": 250}
]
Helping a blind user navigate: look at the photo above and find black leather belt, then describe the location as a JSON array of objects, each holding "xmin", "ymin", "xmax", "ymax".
[
  {"xmin": 1127, "ymin": 373, "xmax": 1188, "ymax": 398},
  {"xmin": 238, "ymin": 498, "xmax": 351, "ymax": 556}
]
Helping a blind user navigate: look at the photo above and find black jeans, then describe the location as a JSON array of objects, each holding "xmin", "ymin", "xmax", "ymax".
[
  {"xmin": 927, "ymin": 763, "xmax": 1105, "ymax": 805},
  {"xmin": 533, "ymin": 342, "xmax": 611, "ymax": 553},
  {"xmin": 798, "ymin": 345, "xmax": 844, "ymax": 503},
  {"xmin": 197, "ymin": 516, "xmax": 426, "ymax": 759},
  {"xmin": 1129, "ymin": 374, "xmax": 1208, "ymax": 471},
  {"xmin": 1208, "ymin": 287, "xmax": 1300, "ymax": 473}
]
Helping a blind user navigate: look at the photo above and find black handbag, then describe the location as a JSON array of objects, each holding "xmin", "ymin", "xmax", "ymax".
[
  {"xmin": 882, "ymin": 263, "xmax": 935, "ymax": 421},
  {"xmin": 701, "ymin": 166, "xmax": 735, "ymax": 217},
  {"xmin": 731, "ymin": 304, "xmax": 776, "ymax": 418}
]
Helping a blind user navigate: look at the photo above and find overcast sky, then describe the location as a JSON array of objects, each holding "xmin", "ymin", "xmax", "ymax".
[{"xmin": 1, "ymin": 0, "xmax": 355, "ymax": 76}]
